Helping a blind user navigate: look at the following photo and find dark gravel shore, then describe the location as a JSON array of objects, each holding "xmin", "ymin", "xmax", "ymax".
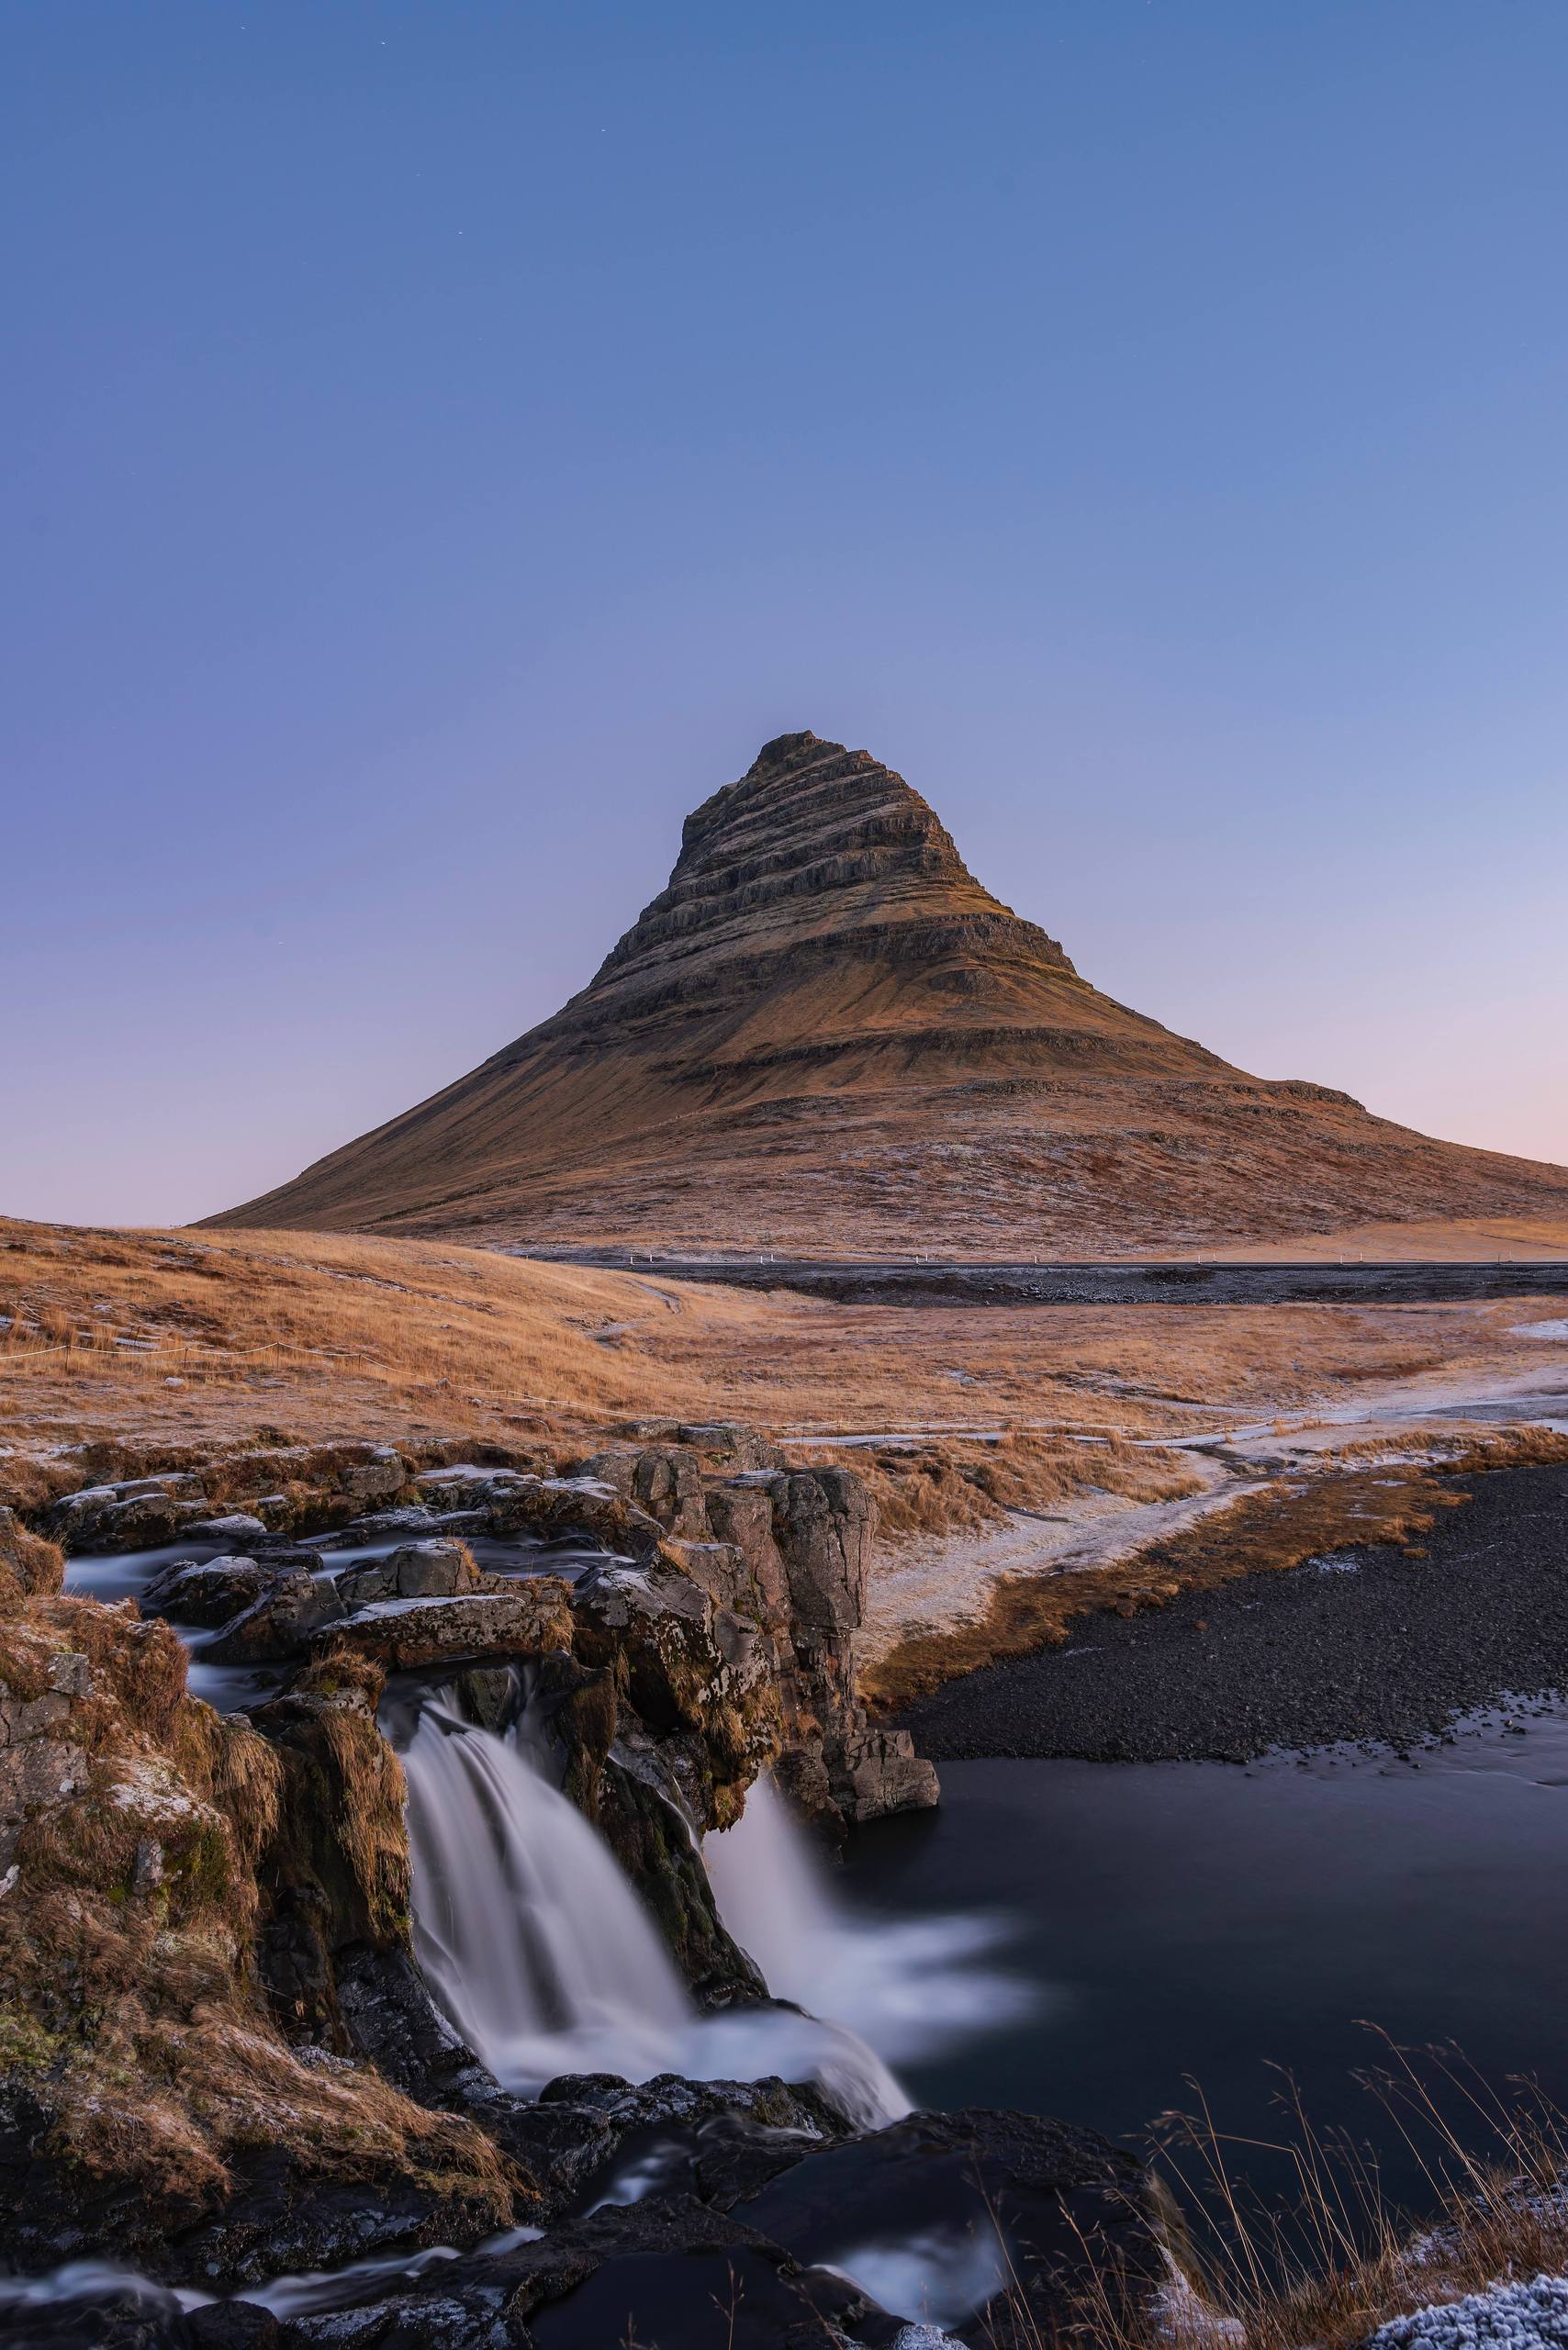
[{"xmin": 894, "ymin": 1462, "xmax": 1568, "ymax": 1762}]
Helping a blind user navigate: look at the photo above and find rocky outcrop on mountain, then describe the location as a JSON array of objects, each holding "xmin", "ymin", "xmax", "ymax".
[{"xmin": 210, "ymin": 728, "xmax": 1568, "ymax": 1255}]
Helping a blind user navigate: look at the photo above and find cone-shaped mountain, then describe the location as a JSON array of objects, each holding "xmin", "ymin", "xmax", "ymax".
[{"xmin": 213, "ymin": 732, "xmax": 1568, "ymax": 1254}]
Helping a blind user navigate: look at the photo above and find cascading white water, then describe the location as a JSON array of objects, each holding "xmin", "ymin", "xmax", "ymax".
[
  {"xmin": 399, "ymin": 1695, "xmax": 908, "ymax": 2129},
  {"xmin": 404, "ymin": 1696, "xmax": 691, "ymax": 2088},
  {"xmin": 703, "ymin": 1775, "xmax": 1036, "ymax": 2064}
]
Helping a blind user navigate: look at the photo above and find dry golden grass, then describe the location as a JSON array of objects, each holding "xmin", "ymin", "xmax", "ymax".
[
  {"xmin": 1200, "ymin": 1213, "xmax": 1568, "ymax": 1263},
  {"xmin": 4, "ymin": 1213, "xmax": 1561, "ymax": 1533},
  {"xmin": 1328, "ymin": 1426, "xmax": 1568, "ymax": 1472},
  {"xmin": 864, "ymin": 1465, "xmax": 1470, "ymax": 1711},
  {"xmin": 839, "ymin": 1430, "xmax": 1206, "ymax": 1541},
  {"xmin": 0, "ymin": 1591, "xmax": 523, "ymax": 2221},
  {"xmin": 0, "ymin": 1215, "xmax": 747, "ymax": 1492},
  {"xmin": 999, "ymin": 2042, "xmax": 1568, "ymax": 2350}
]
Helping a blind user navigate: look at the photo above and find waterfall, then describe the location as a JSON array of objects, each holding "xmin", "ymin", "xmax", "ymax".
[
  {"xmin": 403, "ymin": 1695, "xmax": 690, "ymax": 2089},
  {"xmin": 399, "ymin": 1695, "xmax": 908, "ymax": 2129},
  {"xmin": 703, "ymin": 1775, "xmax": 1036, "ymax": 2064}
]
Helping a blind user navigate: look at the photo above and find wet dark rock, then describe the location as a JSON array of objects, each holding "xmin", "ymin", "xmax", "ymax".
[
  {"xmin": 594, "ymin": 1762, "xmax": 767, "ymax": 2002},
  {"xmin": 141, "ymin": 1556, "xmax": 271, "ymax": 1628},
  {"xmin": 333, "ymin": 1946, "xmax": 619, "ymax": 2210},
  {"xmin": 0, "ymin": 2080, "xmax": 517, "ymax": 2305},
  {"xmin": 249, "ymin": 1684, "xmax": 414, "ymax": 2037},
  {"xmin": 0, "ymin": 2267, "xmax": 202, "ymax": 2348},
  {"xmin": 202, "ymin": 1569, "xmax": 347, "ymax": 1665},
  {"xmin": 516, "ymin": 2196, "xmax": 896, "ymax": 2350},
  {"xmin": 449, "ymin": 1662, "xmax": 523, "ymax": 1732},
  {"xmin": 182, "ymin": 1514, "xmax": 271, "ymax": 1546},
  {"xmin": 334, "ymin": 1539, "xmax": 483, "ymax": 1606},
  {"xmin": 187, "ymin": 2309, "xmax": 280, "ymax": 2348},
  {"xmin": 253, "ymin": 2192, "xmax": 905, "ymax": 2349},
  {"xmin": 734, "ymin": 2104, "xmax": 1166, "ymax": 2345}
]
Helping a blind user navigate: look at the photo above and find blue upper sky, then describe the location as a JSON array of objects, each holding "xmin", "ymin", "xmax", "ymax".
[{"xmin": 5, "ymin": 2, "xmax": 1565, "ymax": 1225}]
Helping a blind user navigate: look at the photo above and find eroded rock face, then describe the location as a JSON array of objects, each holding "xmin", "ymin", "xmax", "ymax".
[
  {"xmin": 577, "ymin": 1445, "xmax": 712, "ymax": 1542},
  {"xmin": 140, "ymin": 1556, "xmax": 271, "ymax": 1628},
  {"xmin": 333, "ymin": 1537, "xmax": 482, "ymax": 1606},
  {"xmin": 418, "ymin": 1468, "xmax": 664, "ymax": 1558},
  {"xmin": 0, "ymin": 1426, "xmax": 953, "ymax": 2320},
  {"xmin": 202, "ymin": 1566, "xmax": 347, "ymax": 1664},
  {"xmin": 765, "ymin": 1469, "xmax": 873, "ymax": 1637},
  {"xmin": 556, "ymin": 1441, "xmax": 935, "ymax": 1830},
  {"xmin": 0, "ymin": 1599, "xmax": 530, "ymax": 2289}
]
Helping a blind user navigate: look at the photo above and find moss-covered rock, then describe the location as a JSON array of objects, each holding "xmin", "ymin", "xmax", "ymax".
[{"xmin": 0, "ymin": 1598, "xmax": 535, "ymax": 2288}]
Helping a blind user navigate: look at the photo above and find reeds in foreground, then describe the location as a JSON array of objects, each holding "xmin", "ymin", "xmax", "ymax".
[{"xmin": 983, "ymin": 2035, "xmax": 1568, "ymax": 2350}]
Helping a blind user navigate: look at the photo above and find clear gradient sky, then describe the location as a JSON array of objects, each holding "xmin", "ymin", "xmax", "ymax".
[{"xmin": 5, "ymin": 2, "xmax": 1566, "ymax": 1228}]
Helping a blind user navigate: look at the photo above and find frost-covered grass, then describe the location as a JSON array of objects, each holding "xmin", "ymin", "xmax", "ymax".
[{"xmin": 1369, "ymin": 2274, "xmax": 1568, "ymax": 2350}]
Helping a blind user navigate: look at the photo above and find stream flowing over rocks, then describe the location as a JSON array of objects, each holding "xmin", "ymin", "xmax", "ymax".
[{"xmin": 0, "ymin": 1428, "xmax": 1169, "ymax": 2347}]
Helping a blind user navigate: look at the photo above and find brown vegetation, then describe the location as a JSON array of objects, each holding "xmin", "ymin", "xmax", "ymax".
[
  {"xmin": 6, "ymin": 1215, "xmax": 1557, "ymax": 1523},
  {"xmin": 840, "ymin": 1430, "xmax": 1205, "ymax": 1541},
  {"xmin": 1002, "ymin": 2044, "xmax": 1568, "ymax": 2350},
  {"xmin": 1200, "ymin": 1213, "xmax": 1568, "ymax": 1263},
  {"xmin": 0, "ymin": 1593, "xmax": 522, "ymax": 2225}
]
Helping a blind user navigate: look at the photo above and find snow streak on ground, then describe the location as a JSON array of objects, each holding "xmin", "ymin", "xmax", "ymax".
[{"xmin": 860, "ymin": 1453, "xmax": 1252, "ymax": 1663}]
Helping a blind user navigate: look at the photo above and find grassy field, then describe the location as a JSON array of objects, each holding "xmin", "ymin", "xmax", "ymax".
[{"xmin": 6, "ymin": 1215, "xmax": 1566, "ymax": 1632}]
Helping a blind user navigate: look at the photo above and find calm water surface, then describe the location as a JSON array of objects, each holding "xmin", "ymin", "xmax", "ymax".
[{"xmin": 839, "ymin": 1715, "xmax": 1568, "ymax": 2207}]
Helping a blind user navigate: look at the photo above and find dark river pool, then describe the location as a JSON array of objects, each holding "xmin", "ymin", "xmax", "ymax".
[{"xmin": 839, "ymin": 1714, "xmax": 1568, "ymax": 2213}]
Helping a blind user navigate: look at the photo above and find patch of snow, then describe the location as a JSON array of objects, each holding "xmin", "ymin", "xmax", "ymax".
[
  {"xmin": 1510, "ymin": 1320, "xmax": 1568, "ymax": 1343},
  {"xmin": 348, "ymin": 1594, "xmax": 495, "ymax": 1619},
  {"xmin": 1368, "ymin": 2272, "xmax": 1568, "ymax": 2350}
]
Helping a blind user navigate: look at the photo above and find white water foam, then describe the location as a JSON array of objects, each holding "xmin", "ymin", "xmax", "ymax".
[
  {"xmin": 825, "ymin": 2220, "xmax": 1010, "ymax": 2329},
  {"xmin": 400, "ymin": 1697, "xmax": 908, "ymax": 2129},
  {"xmin": 702, "ymin": 1775, "xmax": 1038, "ymax": 2065}
]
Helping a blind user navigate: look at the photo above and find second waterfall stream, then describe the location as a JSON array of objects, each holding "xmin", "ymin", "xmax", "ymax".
[{"xmin": 398, "ymin": 1690, "xmax": 1030, "ymax": 2131}]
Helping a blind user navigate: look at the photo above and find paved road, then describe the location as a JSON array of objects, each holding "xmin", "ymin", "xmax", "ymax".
[{"xmin": 524, "ymin": 1251, "xmax": 1568, "ymax": 1307}]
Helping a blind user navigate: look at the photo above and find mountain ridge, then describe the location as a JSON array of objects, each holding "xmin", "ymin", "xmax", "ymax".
[{"xmin": 209, "ymin": 730, "xmax": 1568, "ymax": 1255}]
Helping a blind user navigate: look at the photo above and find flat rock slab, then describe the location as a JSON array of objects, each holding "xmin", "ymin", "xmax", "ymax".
[{"xmin": 315, "ymin": 1581, "xmax": 575, "ymax": 1671}]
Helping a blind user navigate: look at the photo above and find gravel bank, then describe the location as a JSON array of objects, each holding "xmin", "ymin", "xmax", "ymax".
[{"xmin": 894, "ymin": 1464, "xmax": 1568, "ymax": 1762}]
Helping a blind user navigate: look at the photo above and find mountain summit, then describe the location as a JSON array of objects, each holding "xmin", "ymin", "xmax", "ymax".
[{"xmin": 214, "ymin": 731, "xmax": 1568, "ymax": 1254}]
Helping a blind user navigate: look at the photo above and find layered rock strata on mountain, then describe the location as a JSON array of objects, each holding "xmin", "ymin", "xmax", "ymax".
[{"xmin": 211, "ymin": 728, "xmax": 1568, "ymax": 1255}]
